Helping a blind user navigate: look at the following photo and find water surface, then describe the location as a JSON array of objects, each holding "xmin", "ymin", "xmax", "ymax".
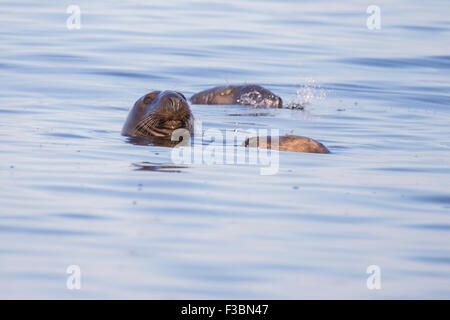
[{"xmin": 1, "ymin": 0, "xmax": 450, "ymax": 299}]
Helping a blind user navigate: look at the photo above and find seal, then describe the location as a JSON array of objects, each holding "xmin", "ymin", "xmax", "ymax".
[
  {"xmin": 190, "ymin": 85, "xmax": 282, "ymax": 108},
  {"xmin": 122, "ymin": 90, "xmax": 194, "ymax": 138},
  {"xmin": 244, "ymin": 135, "xmax": 329, "ymax": 154}
]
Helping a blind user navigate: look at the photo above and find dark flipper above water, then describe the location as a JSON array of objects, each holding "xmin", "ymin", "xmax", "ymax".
[
  {"xmin": 190, "ymin": 85, "xmax": 282, "ymax": 108},
  {"xmin": 244, "ymin": 135, "xmax": 330, "ymax": 154}
]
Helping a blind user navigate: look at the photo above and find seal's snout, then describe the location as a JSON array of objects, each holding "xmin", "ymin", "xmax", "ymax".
[
  {"xmin": 163, "ymin": 94, "xmax": 189, "ymax": 112},
  {"xmin": 168, "ymin": 96, "xmax": 181, "ymax": 108},
  {"xmin": 163, "ymin": 120, "xmax": 183, "ymax": 130}
]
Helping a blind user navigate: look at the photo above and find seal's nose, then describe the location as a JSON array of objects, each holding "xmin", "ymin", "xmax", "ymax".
[
  {"xmin": 168, "ymin": 96, "xmax": 181, "ymax": 107},
  {"xmin": 167, "ymin": 95, "xmax": 189, "ymax": 111}
]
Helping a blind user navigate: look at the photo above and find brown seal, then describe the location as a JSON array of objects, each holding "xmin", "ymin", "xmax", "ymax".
[
  {"xmin": 122, "ymin": 90, "xmax": 194, "ymax": 138},
  {"xmin": 244, "ymin": 135, "xmax": 329, "ymax": 154},
  {"xmin": 190, "ymin": 85, "xmax": 282, "ymax": 108}
]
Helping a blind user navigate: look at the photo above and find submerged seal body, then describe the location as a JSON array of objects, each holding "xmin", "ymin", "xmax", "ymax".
[
  {"xmin": 244, "ymin": 135, "xmax": 329, "ymax": 154},
  {"xmin": 122, "ymin": 90, "xmax": 194, "ymax": 138},
  {"xmin": 190, "ymin": 85, "xmax": 282, "ymax": 108}
]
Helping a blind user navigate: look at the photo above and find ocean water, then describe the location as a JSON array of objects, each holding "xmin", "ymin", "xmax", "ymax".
[{"xmin": 1, "ymin": 0, "xmax": 450, "ymax": 299}]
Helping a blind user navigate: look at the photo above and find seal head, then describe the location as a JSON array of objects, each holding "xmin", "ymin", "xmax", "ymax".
[
  {"xmin": 236, "ymin": 85, "xmax": 283, "ymax": 108},
  {"xmin": 122, "ymin": 90, "xmax": 194, "ymax": 138},
  {"xmin": 244, "ymin": 135, "xmax": 329, "ymax": 154},
  {"xmin": 190, "ymin": 85, "xmax": 282, "ymax": 108}
]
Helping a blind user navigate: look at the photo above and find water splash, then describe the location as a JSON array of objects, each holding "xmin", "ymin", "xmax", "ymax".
[
  {"xmin": 286, "ymin": 79, "xmax": 327, "ymax": 109},
  {"xmin": 239, "ymin": 90, "xmax": 279, "ymax": 108}
]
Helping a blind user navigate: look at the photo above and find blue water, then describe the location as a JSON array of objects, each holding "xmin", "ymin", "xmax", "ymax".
[{"xmin": 1, "ymin": 0, "xmax": 450, "ymax": 299}]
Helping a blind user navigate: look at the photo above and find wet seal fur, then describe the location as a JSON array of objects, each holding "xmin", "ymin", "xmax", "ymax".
[
  {"xmin": 190, "ymin": 85, "xmax": 282, "ymax": 108},
  {"xmin": 122, "ymin": 90, "xmax": 194, "ymax": 139},
  {"xmin": 244, "ymin": 135, "xmax": 330, "ymax": 154}
]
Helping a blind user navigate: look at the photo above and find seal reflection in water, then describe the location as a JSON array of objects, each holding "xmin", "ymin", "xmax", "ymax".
[
  {"xmin": 244, "ymin": 135, "xmax": 330, "ymax": 154},
  {"xmin": 190, "ymin": 85, "xmax": 283, "ymax": 108},
  {"xmin": 122, "ymin": 90, "xmax": 194, "ymax": 146}
]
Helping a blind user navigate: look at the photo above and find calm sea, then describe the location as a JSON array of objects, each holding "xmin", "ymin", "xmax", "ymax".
[{"xmin": 1, "ymin": 0, "xmax": 450, "ymax": 298}]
